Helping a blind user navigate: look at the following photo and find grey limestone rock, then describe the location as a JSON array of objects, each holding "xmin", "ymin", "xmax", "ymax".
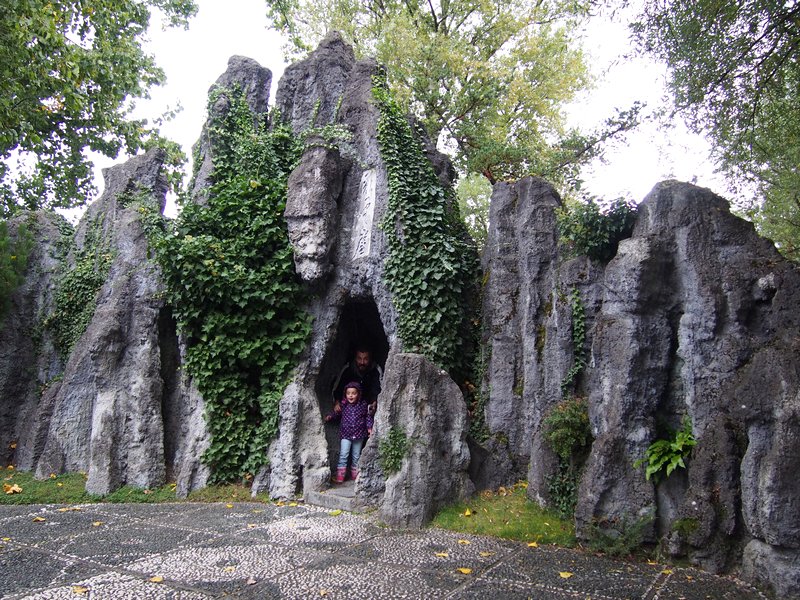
[
  {"xmin": 357, "ymin": 353, "xmax": 473, "ymax": 527},
  {"xmin": 191, "ymin": 55, "xmax": 273, "ymax": 204},
  {"xmin": 577, "ymin": 181, "xmax": 800, "ymax": 589},
  {"xmin": 0, "ymin": 210, "xmax": 67, "ymax": 469}
]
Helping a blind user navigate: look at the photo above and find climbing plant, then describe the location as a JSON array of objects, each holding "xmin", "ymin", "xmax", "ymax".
[
  {"xmin": 44, "ymin": 215, "xmax": 113, "ymax": 358},
  {"xmin": 374, "ymin": 75, "xmax": 480, "ymax": 381},
  {"xmin": 150, "ymin": 86, "xmax": 311, "ymax": 482},
  {"xmin": 560, "ymin": 287, "xmax": 587, "ymax": 395}
]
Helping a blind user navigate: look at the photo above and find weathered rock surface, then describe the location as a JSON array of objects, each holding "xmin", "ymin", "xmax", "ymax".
[
  {"xmin": 479, "ymin": 176, "xmax": 800, "ymax": 596},
  {"xmin": 190, "ymin": 55, "xmax": 273, "ymax": 204},
  {"xmin": 0, "ymin": 210, "xmax": 67, "ymax": 468},
  {"xmin": 477, "ymin": 177, "xmax": 604, "ymax": 496},
  {"xmin": 356, "ymin": 353, "xmax": 473, "ymax": 527}
]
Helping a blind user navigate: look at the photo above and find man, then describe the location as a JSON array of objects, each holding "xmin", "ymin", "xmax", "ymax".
[{"xmin": 332, "ymin": 347, "xmax": 382, "ymax": 416}]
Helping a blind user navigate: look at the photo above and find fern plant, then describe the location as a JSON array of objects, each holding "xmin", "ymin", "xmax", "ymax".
[{"xmin": 634, "ymin": 416, "xmax": 696, "ymax": 483}]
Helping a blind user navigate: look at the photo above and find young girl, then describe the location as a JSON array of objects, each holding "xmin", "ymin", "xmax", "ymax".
[{"xmin": 325, "ymin": 381, "xmax": 373, "ymax": 483}]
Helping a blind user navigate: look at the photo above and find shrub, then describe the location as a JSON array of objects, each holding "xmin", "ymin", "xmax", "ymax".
[
  {"xmin": 634, "ymin": 415, "xmax": 696, "ymax": 483},
  {"xmin": 557, "ymin": 197, "xmax": 637, "ymax": 262}
]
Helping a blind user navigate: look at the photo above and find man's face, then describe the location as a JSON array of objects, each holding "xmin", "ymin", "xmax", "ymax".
[{"xmin": 355, "ymin": 351, "xmax": 371, "ymax": 374}]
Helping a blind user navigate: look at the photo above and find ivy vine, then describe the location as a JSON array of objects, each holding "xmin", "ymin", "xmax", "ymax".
[
  {"xmin": 145, "ymin": 85, "xmax": 311, "ymax": 483},
  {"xmin": 373, "ymin": 76, "xmax": 479, "ymax": 381},
  {"xmin": 44, "ymin": 215, "xmax": 112, "ymax": 358},
  {"xmin": 560, "ymin": 287, "xmax": 586, "ymax": 395}
]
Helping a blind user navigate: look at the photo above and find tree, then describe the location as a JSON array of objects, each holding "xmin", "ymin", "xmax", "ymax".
[
  {"xmin": 0, "ymin": 0, "xmax": 197, "ymax": 218},
  {"xmin": 632, "ymin": 0, "xmax": 800, "ymax": 260},
  {"xmin": 266, "ymin": 0, "xmax": 623, "ymax": 186}
]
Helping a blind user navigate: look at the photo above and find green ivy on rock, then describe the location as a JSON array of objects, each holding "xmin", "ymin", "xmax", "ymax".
[
  {"xmin": 374, "ymin": 77, "xmax": 479, "ymax": 381},
  {"xmin": 151, "ymin": 86, "xmax": 311, "ymax": 483}
]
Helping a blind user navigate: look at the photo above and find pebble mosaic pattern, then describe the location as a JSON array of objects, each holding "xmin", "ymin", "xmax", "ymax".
[{"xmin": 0, "ymin": 502, "xmax": 769, "ymax": 599}]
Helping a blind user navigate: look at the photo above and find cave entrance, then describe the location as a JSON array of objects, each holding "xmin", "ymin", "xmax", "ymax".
[{"xmin": 316, "ymin": 299, "xmax": 389, "ymax": 476}]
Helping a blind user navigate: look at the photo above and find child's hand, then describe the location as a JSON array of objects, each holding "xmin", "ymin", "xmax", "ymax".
[
  {"xmin": 324, "ymin": 415, "xmax": 332, "ymax": 422},
  {"xmin": 367, "ymin": 428, "xmax": 372, "ymax": 435}
]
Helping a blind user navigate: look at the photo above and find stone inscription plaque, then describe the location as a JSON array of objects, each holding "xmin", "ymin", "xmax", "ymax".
[{"xmin": 352, "ymin": 169, "xmax": 377, "ymax": 260}]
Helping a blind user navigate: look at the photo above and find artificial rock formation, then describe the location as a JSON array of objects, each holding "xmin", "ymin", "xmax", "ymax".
[
  {"xmin": 0, "ymin": 148, "xmax": 208, "ymax": 495},
  {"xmin": 478, "ymin": 176, "xmax": 800, "ymax": 598},
  {"xmin": 2, "ymin": 31, "xmax": 799, "ymax": 598},
  {"xmin": 357, "ymin": 353, "xmax": 473, "ymax": 527}
]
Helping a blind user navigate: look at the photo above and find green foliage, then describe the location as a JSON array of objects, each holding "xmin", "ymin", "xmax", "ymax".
[
  {"xmin": 543, "ymin": 396, "xmax": 592, "ymax": 519},
  {"xmin": 149, "ymin": 86, "xmax": 310, "ymax": 483},
  {"xmin": 543, "ymin": 397, "xmax": 592, "ymax": 464},
  {"xmin": 44, "ymin": 216, "xmax": 112, "ymax": 359},
  {"xmin": 557, "ymin": 198, "xmax": 637, "ymax": 262},
  {"xmin": 0, "ymin": 219, "xmax": 34, "ymax": 322},
  {"xmin": 432, "ymin": 482, "xmax": 576, "ymax": 546},
  {"xmin": 0, "ymin": 0, "xmax": 197, "ymax": 216},
  {"xmin": 586, "ymin": 511, "xmax": 654, "ymax": 557},
  {"xmin": 263, "ymin": 0, "xmax": 643, "ymax": 189},
  {"xmin": 560, "ymin": 287, "xmax": 587, "ymax": 395},
  {"xmin": 374, "ymin": 78, "xmax": 480, "ymax": 380},
  {"xmin": 378, "ymin": 427, "xmax": 409, "ymax": 474},
  {"xmin": 632, "ymin": 0, "xmax": 800, "ymax": 260},
  {"xmin": 634, "ymin": 416, "xmax": 696, "ymax": 483},
  {"xmin": 456, "ymin": 174, "xmax": 491, "ymax": 251},
  {"xmin": 546, "ymin": 469, "xmax": 579, "ymax": 520}
]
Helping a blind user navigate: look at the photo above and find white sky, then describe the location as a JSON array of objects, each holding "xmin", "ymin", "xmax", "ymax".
[{"xmin": 86, "ymin": 0, "xmax": 730, "ymax": 219}]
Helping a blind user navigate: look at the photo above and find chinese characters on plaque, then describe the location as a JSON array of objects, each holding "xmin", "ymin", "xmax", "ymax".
[{"xmin": 352, "ymin": 169, "xmax": 377, "ymax": 261}]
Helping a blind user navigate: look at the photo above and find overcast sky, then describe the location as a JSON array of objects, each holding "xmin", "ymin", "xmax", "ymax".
[{"xmin": 90, "ymin": 0, "xmax": 729, "ymax": 218}]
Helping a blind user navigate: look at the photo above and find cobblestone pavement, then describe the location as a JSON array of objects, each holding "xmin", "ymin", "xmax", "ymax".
[{"xmin": 0, "ymin": 503, "xmax": 768, "ymax": 599}]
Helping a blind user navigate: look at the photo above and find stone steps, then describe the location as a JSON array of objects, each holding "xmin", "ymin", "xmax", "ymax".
[{"xmin": 304, "ymin": 480, "xmax": 361, "ymax": 512}]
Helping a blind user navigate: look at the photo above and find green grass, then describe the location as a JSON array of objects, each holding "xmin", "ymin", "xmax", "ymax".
[
  {"xmin": 0, "ymin": 469, "xmax": 270, "ymax": 505},
  {"xmin": 431, "ymin": 481, "xmax": 576, "ymax": 547}
]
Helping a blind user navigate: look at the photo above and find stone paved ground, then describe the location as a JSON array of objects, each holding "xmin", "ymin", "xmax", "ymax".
[{"xmin": 0, "ymin": 503, "xmax": 769, "ymax": 599}]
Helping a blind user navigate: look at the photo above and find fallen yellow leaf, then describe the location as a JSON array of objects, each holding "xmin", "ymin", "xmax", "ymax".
[
  {"xmin": 49, "ymin": 473, "xmax": 56, "ymax": 479},
  {"xmin": 92, "ymin": 521, "xmax": 103, "ymax": 527},
  {"xmin": 686, "ymin": 575, "xmax": 693, "ymax": 581},
  {"xmin": 247, "ymin": 523, "xmax": 257, "ymax": 529},
  {"xmin": 647, "ymin": 560, "xmax": 658, "ymax": 565},
  {"xmin": 251, "ymin": 509, "xmax": 263, "ymax": 514},
  {"xmin": 225, "ymin": 503, "xmax": 234, "ymax": 508},
  {"xmin": 2, "ymin": 537, "xmax": 11, "ymax": 541},
  {"xmin": 662, "ymin": 569, "xmax": 673, "ymax": 575},
  {"xmin": 32, "ymin": 516, "xmax": 46, "ymax": 522},
  {"xmin": 6, "ymin": 465, "xmax": 14, "ymax": 471},
  {"xmin": 3, "ymin": 483, "xmax": 22, "ymax": 494},
  {"xmin": 463, "ymin": 508, "xmax": 472, "ymax": 517},
  {"xmin": 435, "ymin": 552, "xmax": 449, "ymax": 558},
  {"xmin": 9, "ymin": 442, "xmax": 16, "ymax": 450},
  {"xmin": 319, "ymin": 590, "xmax": 330, "ymax": 597},
  {"xmin": 149, "ymin": 576, "xmax": 164, "ymax": 583},
  {"xmin": 289, "ymin": 502, "xmax": 298, "ymax": 507},
  {"xmin": 57, "ymin": 483, "xmax": 63, "ymax": 487},
  {"xmin": 479, "ymin": 551, "xmax": 495, "ymax": 557},
  {"xmin": 329, "ymin": 509, "xmax": 342, "ymax": 516},
  {"xmin": 456, "ymin": 568, "xmax": 472, "ymax": 574},
  {"xmin": 458, "ymin": 539, "xmax": 471, "ymax": 545},
  {"xmin": 275, "ymin": 501, "xmax": 285, "ymax": 507},
  {"xmin": 223, "ymin": 566, "xmax": 236, "ymax": 573},
  {"xmin": 72, "ymin": 585, "xmax": 89, "ymax": 595},
  {"xmin": 559, "ymin": 571, "xmax": 573, "ymax": 579},
  {"xmin": 527, "ymin": 541, "xmax": 539, "ymax": 548}
]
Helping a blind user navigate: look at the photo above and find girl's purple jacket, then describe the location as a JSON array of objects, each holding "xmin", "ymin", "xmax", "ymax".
[{"xmin": 327, "ymin": 399, "xmax": 373, "ymax": 440}]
